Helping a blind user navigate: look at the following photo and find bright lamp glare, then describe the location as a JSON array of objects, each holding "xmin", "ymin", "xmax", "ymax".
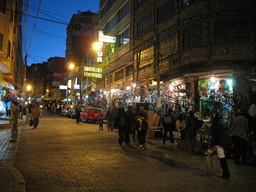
[{"xmin": 210, "ymin": 77, "xmax": 216, "ymax": 82}]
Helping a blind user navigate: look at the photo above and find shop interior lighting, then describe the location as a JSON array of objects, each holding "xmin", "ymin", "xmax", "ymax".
[
  {"xmin": 132, "ymin": 83, "xmax": 136, "ymax": 88},
  {"xmin": 127, "ymin": 86, "xmax": 131, "ymax": 90},
  {"xmin": 227, "ymin": 79, "xmax": 233, "ymax": 87},
  {"xmin": 169, "ymin": 85, "xmax": 174, "ymax": 91},
  {"xmin": 210, "ymin": 76, "xmax": 216, "ymax": 82}
]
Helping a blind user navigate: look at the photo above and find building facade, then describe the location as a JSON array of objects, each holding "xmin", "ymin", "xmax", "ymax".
[
  {"xmin": 131, "ymin": 0, "xmax": 256, "ymax": 119},
  {"xmin": 98, "ymin": 0, "xmax": 134, "ymax": 107},
  {"xmin": 66, "ymin": 10, "xmax": 99, "ymax": 104}
]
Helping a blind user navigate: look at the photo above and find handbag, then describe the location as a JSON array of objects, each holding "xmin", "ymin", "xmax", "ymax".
[
  {"xmin": 29, "ymin": 119, "xmax": 34, "ymax": 126},
  {"xmin": 205, "ymin": 149, "xmax": 221, "ymax": 174}
]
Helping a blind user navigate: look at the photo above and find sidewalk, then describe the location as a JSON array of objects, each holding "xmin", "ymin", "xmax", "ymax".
[{"xmin": 0, "ymin": 116, "xmax": 26, "ymax": 192}]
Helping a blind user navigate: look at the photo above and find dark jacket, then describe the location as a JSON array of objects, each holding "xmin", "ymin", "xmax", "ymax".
[
  {"xmin": 210, "ymin": 121, "xmax": 225, "ymax": 148},
  {"xmin": 186, "ymin": 115, "xmax": 200, "ymax": 136}
]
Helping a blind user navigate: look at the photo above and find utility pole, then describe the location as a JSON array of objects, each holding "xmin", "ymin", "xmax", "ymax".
[{"xmin": 153, "ymin": 4, "xmax": 161, "ymax": 114}]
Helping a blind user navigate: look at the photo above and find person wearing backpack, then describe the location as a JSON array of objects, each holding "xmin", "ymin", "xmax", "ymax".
[
  {"xmin": 136, "ymin": 106, "xmax": 148, "ymax": 149},
  {"xmin": 115, "ymin": 107, "xmax": 129, "ymax": 146},
  {"xmin": 209, "ymin": 113, "xmax": 231, "ymax": 179},
  {"xmin": 162, "ymin": 108, "xmax": 176, "ymax": 144}
]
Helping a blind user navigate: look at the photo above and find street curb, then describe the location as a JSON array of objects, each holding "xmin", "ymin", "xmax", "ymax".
[
  {"xmin": 0, "ymin": 121, "xmax": 26, "ymax": 130},
  {"xmin": 0, "ymin": 163, "xmax": 25, "ymax": 192}
]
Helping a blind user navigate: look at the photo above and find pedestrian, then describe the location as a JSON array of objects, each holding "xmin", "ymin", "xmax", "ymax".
[
  {"xmin": 105, "ymin": 107, "xmax": 114, "ymax": 131},
  {"xmin": 126, "ymin": 106, "xmax": 134, "ymax": 135},
  {"xmin": 209, "ymin": 113, "xmax": 231, "ymax": 179},
  {"xmin": 185, "ymin": 110, "xmax": 200, "ymax": 154},
  {"xmin": 31, "ymin": 105, "xmax": 42, "ymax": 129},
  {"xmin": 230, "ymin": 110, "xmax": 249, "ymax": 165},
  {"xmin": 98, "ymin": 114, "xmax": 104, "ymax": 130},
  {"xmin": 176, "ymin": 113, "xmax": 186, "ymax": 142},
  {"xmin": 248, "ymin": 101, "xmax": 256, "ymax": 137},
  {"xmin": 115, "ymin": 107, "xmax": 129, "ymax": 146},
  {"xmin": 132, "ymin": 108, "xmax": 138, "ymax": 144},
  {"xmin": 75, "ymin": 106, "xmax": 81, "ymax": 123},
  {"xmin": 162, "ymin": 108, "xmax": 176, "ymax": 144},
  {"xmin": 9, "ymin": 101, "xmax": 19, "ymax": 142},
  {"xmin": 136, "ymin": 106, "xmax": 148, "ymax": 149}
]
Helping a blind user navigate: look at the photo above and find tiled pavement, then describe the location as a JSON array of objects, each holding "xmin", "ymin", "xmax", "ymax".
[{"xmin": 1, "ymin": 111, "xmax": 256, "ymax": 192}]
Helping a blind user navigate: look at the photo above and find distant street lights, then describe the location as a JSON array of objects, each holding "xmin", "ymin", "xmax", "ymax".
[{"xmin": 69, "ymin": 63, "xmax": 83, "ymax": 104}]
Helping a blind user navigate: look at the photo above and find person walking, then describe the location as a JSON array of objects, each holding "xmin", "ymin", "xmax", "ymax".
[
  {"xmin": 209, "ymin": 113, "xmax": 231, "ymax": 179},
  {"xmin": 162, "ymin": 108, "xmax": 176, "ymax": 144},
  {"xmin": 75, "ymin": 106, "xmax": 81, "ymax": 123},
  {"xmin": 176, "ymin": 114, "xmax": 186, "ymax": 142},
  {"xmin": 98, "ymin": 114, "xmax": 104, "ymax": 130},
  {"xmin": 31, "ymin": 105, "xmax": 42, "ymax": 129},
  {"xmin": 230, "ymin": 110, "xmax": 249, "ymax": 165},
  {"xmin": 248, "ymin": 101, "xmax": 256, "ymax": 137},
  {"xmin": 105, "ymin": 107, "xmax": 114, "ymax": 131},
  {"xmin": 136, "ymin": 106, "xmax": 148, "ymax": 149},
  {"xmin": 115, "ymin": 107, "xmax": 129, "ymax": 146},
  {"xmin": 185, "ymin": 111, "xmax": 200, "ymax": 154},
  {"xmin": 9, "ymin": 101, "xmax": 19, "ymax": 142},
  {"xmin": 126, "ymin": 106, "xmax": 134, "ymax": 136}
]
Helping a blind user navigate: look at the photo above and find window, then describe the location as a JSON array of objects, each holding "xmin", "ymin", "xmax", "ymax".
[
  {"xmin": 0, "ymin": 33, "xmax": 3, "ymax": 52},
  {"xmin": 138, "ymin": 0, "xmax": 145, "ymax": 6},
  {"xmin": 126, "ymin": 65, "xmax": 134, "ymax": 77},
  {"xmin": 115, "ymin": 69, "xmax": 124, "ymax": 81},
  {"xmin": 160, "ymin": 34, "xmax": 177, "ymax": 57},
  {"xmin": 157, "ymin": 0, "xmax": 176, "ymax": 23},
  {"xmin": 118, "ymin": 29, "xmax": 130, "ymax": 46},
  {"xmin": 7, "ymin": 41, "xmax": 11, "ymax": 58},
  {"xmin": 137, "ymin": 14, "xmax": 153, "ymax": 35},
  {"xmin": 119, "ymin": 2, "xmax": 130, "ymax": 21},
  {"xmin": 108, "ymin": 15, "xmax": 117, "ymax": 31},
  {"xmin": 139, "ymin": 46, "xmax": 154, "ymax": 68},
  {"xmin": 183, "ymin": 25, "xmax": 202, "ymax": 49},
  {"xmin": 214, "ymin": 20, "xmax": 249, "ymax": 43},
  {"xmin": 0, "ymin": 0, "xmax": 6, "ymax": 14}
]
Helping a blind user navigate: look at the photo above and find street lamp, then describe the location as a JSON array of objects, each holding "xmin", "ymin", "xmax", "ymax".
[{"xmin": 69, "ymin": 63, "xmax": 83, "ymax": 104}]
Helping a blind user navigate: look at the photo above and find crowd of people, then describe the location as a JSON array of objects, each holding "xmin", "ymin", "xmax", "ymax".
[{"xmin": 5, "ymin": 99, "xmax": 255, "ymax": 180}]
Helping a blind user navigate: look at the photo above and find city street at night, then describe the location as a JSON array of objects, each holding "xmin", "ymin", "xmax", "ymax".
[{"xmin": 1, "ymin": 110, "xmax": 255, "ymax": 192}]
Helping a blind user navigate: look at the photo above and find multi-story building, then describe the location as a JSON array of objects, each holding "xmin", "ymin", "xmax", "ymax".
[
  {"xmin": 132, "ymin": 0, "xmax": 256, "ymax": 118},
  {"xmin": 0, "ymin": 0, "xmax": 23, "ymax": 102},
  {"xmin": 26, "ymin": 57, "xmax": 66, "ymax": 101},
  {"xmin": 66, "ymin": 10, "xmax": 98, "ymax": 104},
  {"xmin": 98, "ymin": 0, "xmax": 134, "ymax": 107}
]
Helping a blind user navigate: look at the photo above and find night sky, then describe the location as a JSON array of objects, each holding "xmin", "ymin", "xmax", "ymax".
[{"xmin": 22, "ymin": 0, "xmax": 99, "ymax": 66}]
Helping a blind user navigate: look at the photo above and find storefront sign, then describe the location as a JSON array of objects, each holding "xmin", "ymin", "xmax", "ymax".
[
  {"xmin": 84, "ymin": 66, "xmax": 102, "ymax": 73},
  {"xmin": 84, "ymin": 72, "xmax": 102, "ymax": 78},
  {"xmin": 98, "ymin": 30, "xmax": 116, "ymax": 43}
]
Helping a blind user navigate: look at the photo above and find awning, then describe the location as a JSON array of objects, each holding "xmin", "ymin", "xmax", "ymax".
[
  {"xmin": 0, "ymin": 78, "xmax": 11, "ymax": 88},
  {"xmin": 3, "ymin": 73, "xmax": 15, "ymax": 83}
]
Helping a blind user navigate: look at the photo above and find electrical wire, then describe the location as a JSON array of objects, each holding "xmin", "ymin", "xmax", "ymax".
[{"xmin": 27, "ymin": 0, "xmax": 43, "ymax": 53}]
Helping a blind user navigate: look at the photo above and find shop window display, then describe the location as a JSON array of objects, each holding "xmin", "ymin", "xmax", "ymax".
[{"xmin": 199, "ymin": 79, "xmax": 233, "ymax": 122}]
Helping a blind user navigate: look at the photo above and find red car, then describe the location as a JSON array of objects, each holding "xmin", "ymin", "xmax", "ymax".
[{"xmin": 80, "ymin": 107, "xmax": 103, "ymax": 123}]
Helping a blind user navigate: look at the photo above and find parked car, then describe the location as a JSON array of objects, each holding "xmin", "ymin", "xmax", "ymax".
[
  {"xmin": 80, "ymin": 107, "xmax": 103, "ymax": 123},
  {"xmin": 60, "ymin": 107, "xmax": 71, "ymax": 116}
]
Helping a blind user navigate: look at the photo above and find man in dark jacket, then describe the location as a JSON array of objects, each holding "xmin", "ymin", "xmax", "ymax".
[
  {"xmin": 115, "ymin": 107, "xmax": 129, "ymax": 146},
  {"xmin": 162, "ymin": 108, "xmax": 176, "ymax": 144},
  {"xmin": 185, "ymin": 111, "xmax": 199, "ymax": 154},
  {"xmin": 136, "ymin": 106, "xmax": 148, "ymax": 149}
]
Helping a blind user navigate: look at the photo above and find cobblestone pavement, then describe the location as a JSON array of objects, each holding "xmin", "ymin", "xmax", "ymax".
[{"xmin": 12, "ymin": 110, "xmax": 256, "ymax": 192}]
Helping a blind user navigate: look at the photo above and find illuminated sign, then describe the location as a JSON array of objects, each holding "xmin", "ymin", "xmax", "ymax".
[
  {"xmin": 84, "ymin": 66, "xmax": 102, "ymax": 73},
  {"xmin": 59, "ymin": 85, "xmax": 67, "ymax": 90},
  {"xmin": 98, "ymin": 31, "xmax": 116, "ymax": 43},
  {"xmin": 67, "ymin": 80, "xmax": 72, "ymax": 89},
  {"xmin": 84, "ymin": 72, "xmax": 102, "ymax": 78}
]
